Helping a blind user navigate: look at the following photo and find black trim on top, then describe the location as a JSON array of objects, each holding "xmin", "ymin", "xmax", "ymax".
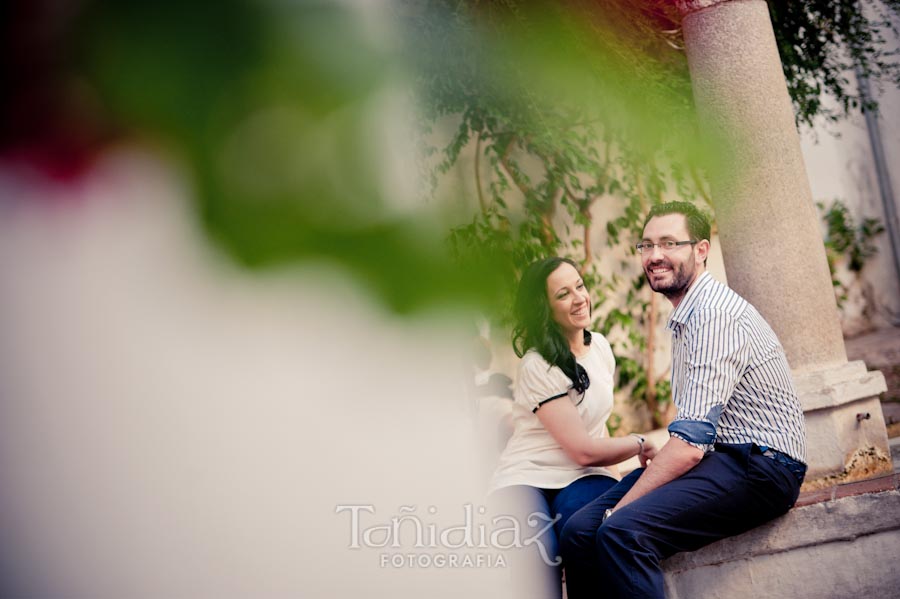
[{"xmin": 532, "ymin": 392, "xmax": 569, "ymax": 413}]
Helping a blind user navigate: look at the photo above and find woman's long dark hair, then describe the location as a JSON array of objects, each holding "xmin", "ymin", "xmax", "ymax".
[{"xmin": 512, "ymin": 257, "xmax": 591, "ymax": 394}]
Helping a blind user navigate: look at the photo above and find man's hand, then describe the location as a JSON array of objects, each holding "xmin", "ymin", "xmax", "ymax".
[
  {"xmin": 612, "ymin": 436, "xmax": 703, "ymax": 513},
  {"xmin": 639, "ymin": 440, "xmax": 658, "ymax": 468}
]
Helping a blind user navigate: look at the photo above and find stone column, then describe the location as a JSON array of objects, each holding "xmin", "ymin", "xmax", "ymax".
[{"xmin": 677, "ymin": 0, "xmax": 891, "ymax": 486}]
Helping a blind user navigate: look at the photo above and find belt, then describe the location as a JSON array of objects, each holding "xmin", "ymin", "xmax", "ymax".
[{"xmin": 759, "ymin": 445, "xmax": 807, "ymax": 483}]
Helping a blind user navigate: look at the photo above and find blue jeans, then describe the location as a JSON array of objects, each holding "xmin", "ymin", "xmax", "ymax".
[
  {"xmin": 490, "ymin": 474, "xmax": 619, "ymax": 599},
  {"xmin": 559, "ymin": 443, "xmax": 805, "ymax": 599}
]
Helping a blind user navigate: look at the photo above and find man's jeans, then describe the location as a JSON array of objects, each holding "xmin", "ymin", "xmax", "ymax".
[{"xmin": 559, "ymin": 443, "xmax": 805, "ymax": 599}]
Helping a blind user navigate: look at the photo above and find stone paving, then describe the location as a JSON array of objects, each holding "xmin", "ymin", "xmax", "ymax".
[{"xmin": 844, "ymin": 326, "xmax": 900, "ymax": 375}]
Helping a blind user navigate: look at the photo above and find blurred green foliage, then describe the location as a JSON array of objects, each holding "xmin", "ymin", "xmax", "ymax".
[
  {"xmin": 60, "ymin": 0, "xmax": 899, "ymax": 323},
  {"xmin": 1, "ymin": 0, "xmax": 895, "ymax": 435},
  {"xmin": 6, "ymin": 0, "xmax": 883, "ymax": 405},
  {"xmin": 70, "ymin": 0, "xmax": 510, "ymax": 314}
]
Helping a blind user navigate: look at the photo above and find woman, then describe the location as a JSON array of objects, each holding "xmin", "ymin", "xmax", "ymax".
[{"xmin": 489, "ymin": 257, "xmax": 656, "ymax": 598}]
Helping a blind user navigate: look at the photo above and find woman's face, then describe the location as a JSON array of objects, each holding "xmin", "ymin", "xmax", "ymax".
[{"xmin": 545, "ymin": 262, "xmax": 591, "ymax": 336}]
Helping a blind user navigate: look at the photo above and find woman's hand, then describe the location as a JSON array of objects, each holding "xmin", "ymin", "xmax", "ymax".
[
  {"xmin": 639, "ymin": 439, "xmax": 658, "ymax": 468},
  {"xmin": 536, "ymin": 399, "xmax": 652, "ymax": 467}
]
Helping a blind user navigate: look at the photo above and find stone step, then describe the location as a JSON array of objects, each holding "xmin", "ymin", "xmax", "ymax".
[{"xmin": 662, "ymin": 475, "xmax": 900, "ymax": 598}]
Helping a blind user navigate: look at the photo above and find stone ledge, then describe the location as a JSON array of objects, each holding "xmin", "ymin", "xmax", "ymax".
[
  {"xmin": 662, "ymin": 486, "xmax": 900, "ymax": 573},
  {"xmin": 662, "ymin": 488, "xmax": 900, "ymax": 598}
]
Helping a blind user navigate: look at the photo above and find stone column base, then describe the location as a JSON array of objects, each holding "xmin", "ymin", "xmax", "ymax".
[{"xmin": 796, "ymin": 361, "xmax": 891, "ymax": 490}]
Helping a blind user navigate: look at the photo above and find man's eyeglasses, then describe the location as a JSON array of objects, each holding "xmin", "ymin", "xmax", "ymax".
[{"xmin": 635, "ymin": 240, "xmax": 697, "ymax": 254}]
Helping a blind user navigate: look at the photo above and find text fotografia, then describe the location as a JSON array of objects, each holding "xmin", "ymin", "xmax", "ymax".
[
  {"xmin": 380, "ymin": 553, "xmax": 505, "ymax": 569},
  {"xmin": 335, "ymin": 504, "xmax": 561, "ymax": 568}
]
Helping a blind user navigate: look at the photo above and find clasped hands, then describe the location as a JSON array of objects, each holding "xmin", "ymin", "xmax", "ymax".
[{"xmin": 637, "ymin": 437, "xmax": 658, "ymax": 468}]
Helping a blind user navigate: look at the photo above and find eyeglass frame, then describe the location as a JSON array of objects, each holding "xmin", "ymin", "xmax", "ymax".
[{"xmin": 634, "ymin": 240, "xmax": 698, "ymax": 254}]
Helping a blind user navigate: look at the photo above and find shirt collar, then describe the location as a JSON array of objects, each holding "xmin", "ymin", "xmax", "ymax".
[{"xmin": 666, "ymin": 270, "xmax": 714, "ymax": 330}]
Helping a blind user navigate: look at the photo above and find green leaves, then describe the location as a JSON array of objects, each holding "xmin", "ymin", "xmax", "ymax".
[
  {"xmin": 68, "ymin": 0, "xmax": 515, "ymax": 315},
  {"xmin": 818, "ymin": 199, "xmax": 885, "ymax": 273},
  {"xmin": 816, "ymin": 199, "xmax": 885, "ymax": 308},
  {"xmin": 42, "ymin": 0, "xmax": 899, "ymax": 322}
]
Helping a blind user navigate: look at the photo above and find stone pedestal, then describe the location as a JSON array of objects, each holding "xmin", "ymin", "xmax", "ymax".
[
  {"xmin": 796, "ymin": 361, "xmax": 892, "ymax": 487},
  {"xmin": 677, "ymin": 0, "xmax": 891, "ymax": 487}
]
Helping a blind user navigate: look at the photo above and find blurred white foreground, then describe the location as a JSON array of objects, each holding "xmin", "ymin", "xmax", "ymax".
[{"xmin": 0, "ymin": 150, "xmax": 519, "ymax": 598}]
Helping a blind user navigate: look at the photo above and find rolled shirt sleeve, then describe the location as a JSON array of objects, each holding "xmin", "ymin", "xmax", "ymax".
[{"xmin": 667, "ymin": 308, "xmax": 750, "ymax": 453}]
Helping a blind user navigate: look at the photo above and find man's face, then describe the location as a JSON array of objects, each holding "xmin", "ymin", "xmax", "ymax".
[{"xmin": 640, "ymin": 213, "xmax": 706, "ymax": 303}]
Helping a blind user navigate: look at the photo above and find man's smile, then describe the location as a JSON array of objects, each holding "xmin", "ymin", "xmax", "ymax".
[{"xmin": 647, "ymin": 263, "xmax": 673, "ymax": 275}]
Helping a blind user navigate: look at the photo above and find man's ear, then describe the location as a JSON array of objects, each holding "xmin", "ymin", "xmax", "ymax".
[{"xmin": 696, "ymin": 239, "xmax": 710, "ymax": 265}]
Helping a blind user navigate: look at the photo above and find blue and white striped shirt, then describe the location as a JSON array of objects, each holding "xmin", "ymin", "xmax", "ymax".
[{"xmin": 665, "ymin": 271, "xmax": 807, "ymax": 464}]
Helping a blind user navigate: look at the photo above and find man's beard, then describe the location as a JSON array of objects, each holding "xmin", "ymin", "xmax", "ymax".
[{"xmin": 645, "ymin": 259, "xmax": 695, "ymax": 298}]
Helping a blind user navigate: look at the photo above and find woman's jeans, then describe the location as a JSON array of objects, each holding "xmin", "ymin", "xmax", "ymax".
[{"xmin": 489, "ymin": 474, "xmax": 618, "ymax": 599}]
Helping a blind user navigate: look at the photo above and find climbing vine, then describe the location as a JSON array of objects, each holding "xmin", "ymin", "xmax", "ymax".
[{"xmin": 817, "ymin": 199, "xmax": 886, "ymax": 307}]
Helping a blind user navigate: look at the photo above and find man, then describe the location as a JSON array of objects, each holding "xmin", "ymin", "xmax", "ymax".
[{"xmin": 558, "ymin": 201, "xmax": 807, "ymax": 598}]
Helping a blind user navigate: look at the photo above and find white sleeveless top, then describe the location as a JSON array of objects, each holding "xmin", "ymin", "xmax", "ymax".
[{"xmin": 489, "ymin": 332, "xmax": 617, "ymax": 493}]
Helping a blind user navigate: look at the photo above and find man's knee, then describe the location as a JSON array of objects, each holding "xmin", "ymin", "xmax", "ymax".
[
  {"xmin": 558, "ymin": 514, "xmax": 596, "ymax": 561},
  {"xmin": 594, "ymin": 514, "xmax": 640, "ymax": 556}
]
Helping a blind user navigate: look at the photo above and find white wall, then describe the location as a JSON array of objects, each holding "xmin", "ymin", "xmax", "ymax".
[{"xmin": 799, "ymin": 90, "xmax": 900, "ymax": 334}]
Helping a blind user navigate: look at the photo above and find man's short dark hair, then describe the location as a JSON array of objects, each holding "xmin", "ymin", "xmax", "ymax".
[{"xmin": 643, "ymin": 201, "xmax": 711, "ymax": 242}]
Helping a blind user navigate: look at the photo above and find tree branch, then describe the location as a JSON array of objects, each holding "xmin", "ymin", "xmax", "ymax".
[
  {"xmin": 540, "ymin": 188, "xmax": 562, "ymax": 249},
  {"xmin": 646, "ymin": 289, "xmax": 658, "ymax": 425},
  {"xmin": 474, "ymin": 132, "xmax": 487, "ymax": 214},
  {"xmin": 498, "ymin": 138, "xmax": 531, "ymax": 199}
]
